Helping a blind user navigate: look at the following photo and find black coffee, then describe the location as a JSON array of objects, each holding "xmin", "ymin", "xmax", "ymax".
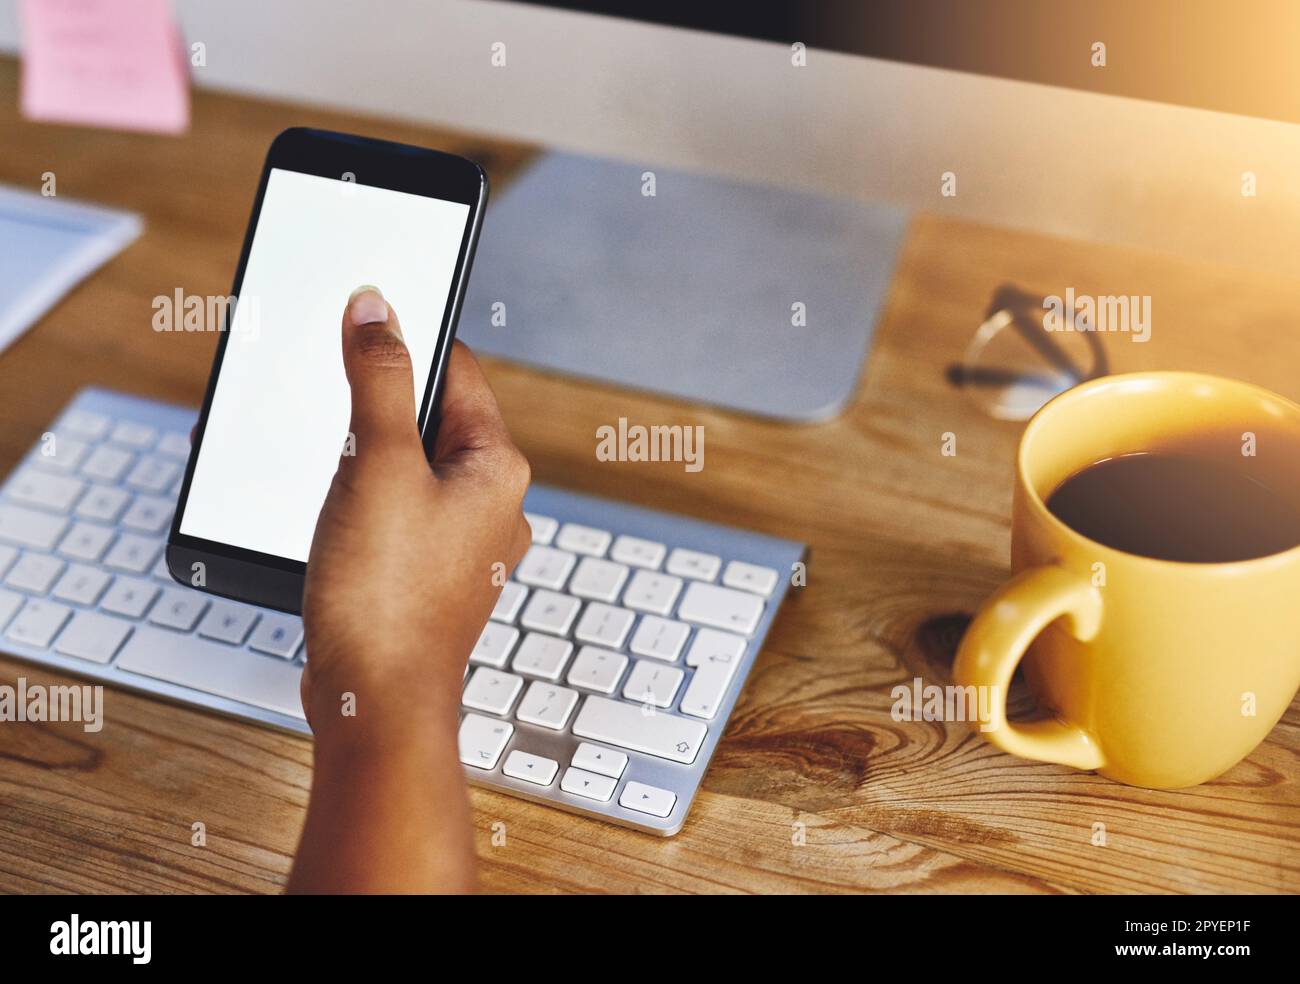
[{"xmin": 1045, "ymin": 452, "xmax": 1300, "ymax": 563}]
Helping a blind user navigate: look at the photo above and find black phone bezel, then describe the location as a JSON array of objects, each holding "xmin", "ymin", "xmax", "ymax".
[{"xmin": 166, "ymin": 127, "xmax": 488, "ymax": 614}]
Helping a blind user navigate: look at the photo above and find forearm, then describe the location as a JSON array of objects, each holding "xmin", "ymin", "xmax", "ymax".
[{"xmin": 287, "ymin": 686, "xmax": 476, "ymax": 894}]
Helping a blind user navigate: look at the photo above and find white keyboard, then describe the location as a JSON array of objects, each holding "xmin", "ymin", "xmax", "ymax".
[{"xmin": 0, "ymin": 389, "xmax": 804, "ymax": 834}]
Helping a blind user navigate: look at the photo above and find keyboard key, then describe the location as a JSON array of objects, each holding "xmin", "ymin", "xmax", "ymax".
[
  {"xmin": 566, "ymin": 646, "xmax": 628, "ymax": 694},
  {"xmin": 31, "ymin": 435, "xmax": 90, "ymax": 473},
  {"xmin": 60, "ymin": 409, "xmax": 111, "ymax": 439},
  {"xmin": 684, "ymin": 627, "xmax": 747, "ymax": 666},
  {"xmin": 7, "ymin": 467, "xmax": 85, "ymax": 512},
  {"xmin": 458, "ymin": 713, "xmax": 513, "ymax": 769},
  {"xmin": 666, "ymin": 547, "xmax": 721, "ymax": 581},
  {"xmin": 6, "ymin": 599, "xmax": 72, "ymax": 648},
  {"xmin": 124, "ymin": 455, "xmax": 179, "ymax": 493},
  {"xmin": 117, "ymin": 625, "xmax": 305, "ymax": 719},
  {"xmin": 75, "ymin": 485, "xmax": 131, "ymax": 523},
  {"xmin": 556, "ymin": 523, "xmax": 611, "ymax": 557},
  {"xmin": 99, "ymin": 576, "xmax": 159, "ymax": 618},
  {"xmin": 108, "ymin": 421, "xmax": 157, "ymax": 449},
  {"xmin": 680, "ymin": 630, "xmax": 747, "ymax": 719},
  {"xmin": 620, "ymin": 781, "xmax": 676, "ymax": 818},
  {"xmin": 490, "ymin": 581, "xmax": 528, "ymax": 623},
  {"xmin": 567, "ymin": 556, "xmax": 629, "ymax": 602},
  {"xmin": 514, "ymin": 544, "xmax": 575, "ymax": 590},
  {"xmin": 573, "ymin": 602, "xmax": 634, "ymax": 649},
  {"xmin": 519, "ymin": 590, "xmax": 581, "ymax": 636},
  {"xmin": 156, "ymin": 431, "xmax": 192, "ymax": 458},
  {"xmin": 81, "ymin": 445, "xmax": 134, "ymax": 482},
  {"xmin": 51, "ymin": 564, "xmax": 112, "ymax": 606},
  {"xmin": 623, "ymin": 659, "xmax": 684, "ymax": 708},
  {"xmin": 57, "ymin": 522, "xmax": 116, "ymax": 562},
  {"xmin": 523, "ymin": 512, "xmax": 557, "ymax": 545},
  {"xmin": 0, "ymin": 504, "xmax": 69, "ymax": 550},
  {"xmin": 462, "ymin": 667, "xmax": 524, "ymax": 715},
  {"xmin": 723, "ymin": 560, "xmax": 780, "ymax": 596},
  {"xmin": 121, "ymin": 495, "xmax": 172, "ymax": 534},
  {"xmin": 610, "ymin": 534, "xmax": 666, "ymax": 569},
  {"xmin": 502, "ymin": 749, "xmax": 558, "ymax": 785},
  {"xmin": 248, "ymin": 613, "xmax": 304, "ymax": 658},
  {"xmin": 197, "ymin": 602, "xmax": 259, "ymax": 645},
  {"xmin": 621, "ymin": 569, "xmax": 682, "ymax": 616},
  {"xmin": 148, "ymin": 588, "xmax": 209, "ymax": 631},
  {"xmin": 629, "ymin": 615, "xmax": 690, "ymax": 662},
  {"xmin": 103, "ymin": 534, "xmax": 160, "ymax": 574},
  {"xmin": 0, "ymin": 544, "xmax": 16, "ymax": 579},
  {"xmin": 511, "ymin": 632, "xmax": 573, "ymax": 681},
  {"xmin": 0, "ymin": 589, "xmax": 23, "ymax": 630},
  {"xmin": 571, "ymin": 695, "xmax": 708, "ymax": 764},
  {"xmin": 680, "ymin": 660, "xmax": 741, "ymax": 720},
  {"xmin": 677, "ymin": 581, "xmax": 764, "ymax": 635},
  {"xmin": 560, "ymin": 767, "xmax": 616, "ymax": 802},
  {"xmin": 515, "ymin": 681, "xmax": 579, "ymax": 730},
  {"xmin": 54, "ymin": 611, "xmax": 134, "ymax": 664},
  {"xmin": 571, "ymin": 742, "xmax": 627, "ymax": 779},
  {"xmin": 471, "ymin": 621, "xmax": 520, "ymax": 668},
  {"xmin": 5, "ymin": 553, "xmax": 65, "ymax": 594}
]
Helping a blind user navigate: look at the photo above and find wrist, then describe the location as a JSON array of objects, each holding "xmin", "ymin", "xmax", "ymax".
[{"xmin": 304, "ymin": 657, "xmax": 465, "ymax": 754}]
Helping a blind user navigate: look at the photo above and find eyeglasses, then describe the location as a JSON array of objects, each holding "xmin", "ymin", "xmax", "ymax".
[{"xmin": 947, "ymin": 284, "xmax": 1110, "ymax": 421}]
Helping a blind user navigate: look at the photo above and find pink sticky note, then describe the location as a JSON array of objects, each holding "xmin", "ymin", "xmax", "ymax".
[{"xmin": 19, "ymin": 0, "xmax": 190, "ymax": 134}]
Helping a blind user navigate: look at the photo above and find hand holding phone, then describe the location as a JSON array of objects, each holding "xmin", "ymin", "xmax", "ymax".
[
  {"xmin": 299, "ymin": 291, "xmax": 531, "ymax": 729},
  {"xmin": 168, "ymin": 128, "xmax": 488, "ymax": 611}
]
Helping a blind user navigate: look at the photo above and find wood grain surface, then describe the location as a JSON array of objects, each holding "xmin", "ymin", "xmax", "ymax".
[{"xmin": 1, "ymin": 57, "xmax": 1297, "ymax": 894}]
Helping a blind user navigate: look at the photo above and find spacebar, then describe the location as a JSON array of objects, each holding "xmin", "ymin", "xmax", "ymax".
[
  {"xmin": 116, "ymin": 626, "xmax": 306, "ymax": 720},
  {"xmin": 572, "ymin": 696, "xmax": 707, "ymax": 764}
]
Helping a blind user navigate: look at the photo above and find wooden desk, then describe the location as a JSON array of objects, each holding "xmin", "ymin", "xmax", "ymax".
[{"xmin": 2, "ymin": 58, "xmax": 1297, "ymax": 894}]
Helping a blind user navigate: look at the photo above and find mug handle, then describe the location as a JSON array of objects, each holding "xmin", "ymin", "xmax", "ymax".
[{"xmin": 953, "ymin": 565, "xmax": 1107, "ymax": 771}]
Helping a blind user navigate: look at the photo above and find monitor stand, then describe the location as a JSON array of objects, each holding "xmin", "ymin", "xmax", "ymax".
[{"xmin": 458, "ymin": 152, "xmax": 908, "ymax": 422}]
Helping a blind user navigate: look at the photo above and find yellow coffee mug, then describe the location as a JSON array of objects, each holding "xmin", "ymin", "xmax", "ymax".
[{"xmin": 953, "ymin": 371, "xmax": 1300, "ymax": 787}]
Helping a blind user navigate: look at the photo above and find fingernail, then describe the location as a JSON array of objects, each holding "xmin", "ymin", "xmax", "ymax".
[{"xmin": 347, "ymin": 285, "xmax": 388, "ymax": 326}]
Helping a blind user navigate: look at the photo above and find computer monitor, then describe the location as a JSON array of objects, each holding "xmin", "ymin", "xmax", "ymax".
[{"xmin": 458, "ymin": 0, "xmax": 1300, "ymax": 417}]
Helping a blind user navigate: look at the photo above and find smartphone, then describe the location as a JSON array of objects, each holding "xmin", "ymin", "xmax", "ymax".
[{"xmin": 166, "ymin": 127, "xmax": 488, "ymax": 613}]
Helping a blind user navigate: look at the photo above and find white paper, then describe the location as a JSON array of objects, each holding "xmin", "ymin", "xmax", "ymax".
[{"xmin": 0, "ymin": 184, "xmax": 142, "ymax": 354}]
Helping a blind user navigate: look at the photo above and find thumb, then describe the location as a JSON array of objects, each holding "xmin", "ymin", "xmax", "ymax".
[{"xmin": 340, "ymin": 286, "xmax": 422, "ymax": 458}]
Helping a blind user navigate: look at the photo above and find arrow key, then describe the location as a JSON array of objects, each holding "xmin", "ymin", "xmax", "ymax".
[
  {"xmin": 571, "ymin": 741, "xmax": 627, "ymax": 779},
  {"xmin": 502, "ymin": 749, "xmax": 559, "ymax": 786},
  {"xmin": 560, "ymin": 767, "xmax": 617, "ymax": 802},
  {"xmin": 619, "ymin": 781, "xmax": 676, "ymax": 818}
]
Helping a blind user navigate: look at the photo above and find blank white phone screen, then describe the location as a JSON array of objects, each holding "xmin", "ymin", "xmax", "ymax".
[{"xmin": 180, "ymin": 167, "xmax": 470, "ymax": 563}]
